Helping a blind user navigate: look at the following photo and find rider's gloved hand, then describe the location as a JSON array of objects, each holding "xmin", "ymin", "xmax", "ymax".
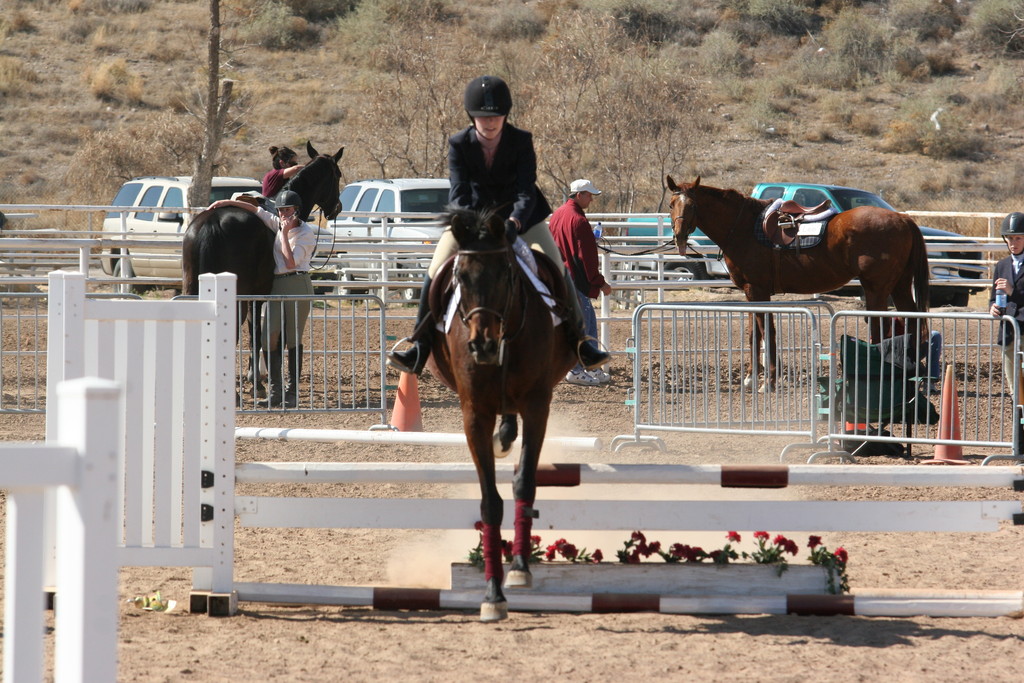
[{"xmin": 504, "ymin": 219, "xmax": 519, "ymax": 245}]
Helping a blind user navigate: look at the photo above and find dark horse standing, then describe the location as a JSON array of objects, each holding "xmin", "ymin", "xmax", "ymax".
[
  {"xmin": 426, "ymin": 207, "xmax": 576, "ymax": 622},
  {"xmin": 181, "ymin": 142, "xmax": 344, "ymax": 384},
  {"xmin": 667, "ymin": 176, "xmax": 929, "ymax": 388}
]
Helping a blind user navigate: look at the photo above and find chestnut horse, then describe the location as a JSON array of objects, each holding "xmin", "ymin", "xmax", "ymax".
[
  {"xmin": 426, "ymin": 207, "xmax": 576, "ymax": 622},
  {"xmin": 667, "ymin": 176, "xmax": 929, "ymax": 388},
  {"xmin": 182, "ymin": 142, "xmax": 343, "ymax": 387}
]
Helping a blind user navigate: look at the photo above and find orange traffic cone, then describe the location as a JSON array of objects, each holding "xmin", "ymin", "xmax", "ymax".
[
  {"xmin": 923, "ymin": 364, "xmax": 969, "ymax": 465},
  {"xmin": 390, "ymin": 372, "xmax": 423, "ymax": 432}
]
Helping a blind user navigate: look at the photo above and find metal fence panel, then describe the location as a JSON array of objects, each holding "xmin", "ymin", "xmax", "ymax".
[
  {"xmin": 821, "ymin": 311, "xmax": 1020, "ymax": 464},
  {"xmin": 228, "ymin": 294, "xmax": 388, "ymax": 421},
  {"xmin": 614, "ymin": 303, "xmax": 826, "ymax": 452}
]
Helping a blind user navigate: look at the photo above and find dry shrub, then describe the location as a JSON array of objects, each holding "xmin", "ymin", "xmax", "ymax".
[
  {"xmin": 478, "ymin": 3, "xmax": 547, "ymax": 42},
  {"xmin": 0, "ymin": 55, "xmax": 38, "ymax": 96},
  {"xmin": 331, "ymin": 0, "xmax": 461, "ymax": 64},
  {"xmin": 86, "ymin": 58, "xmax": 144, "ymax": 104},
  {"xmin": 64, "ymin": 112, "xmax": 207, "ymax": 202},
  {"xmin": 3, "ymin": 11, "xmax": 35, "ymax": 33},
  {"xmin": 586, "ymin": 0, "xmax": 684, "ymax": 45},
  {"xmin": 966, "ymin": 0, "xmax": 1024, "ymax": 54},
  {"xmin": 698, "ymin": 29, "xmax": 752, "ymax": 77},
  {"xmin": 801, "ymin": 126, "xmax": 841, "ymax": 144},
  {"xmin": 923, "ymin": 43, "xmax": 958, "ymax": 76},
  {"xmin": 880, "ymin": 98, "xmax": 981, "ymax": 159},
  {"xmin": 849, "ymin": 111, "xmax": 882, "ymax": 136},
  {"xmin": 818, "ymin": 8, "xmax": 895, "ymax": 88},
  {"xmin": 790, "ymin": 150, "xmax": 836, "ymax": 173},
  {"xmin": 284, "ymin": 0, "xmax": 357, "ymax": 21},
  {"xmin": 889, "ymin": 0, "xmax": 962, "ymax": 41},
  {"xmin": 59, "ymin": 15, "xmax": 98, "ymax": 43},
  {"xmin": 90, "ymin": 0, "xmax": 152, "ymax": 12},
  {"xmin": 890, "ymin": 40, "xmax": 930, "ymax": 82},
  {"xmin": 818, "ymin": 91, "xmax": 854, "ymax": 126},
  {"xmin": 89, "ymin": 23, "xmax": 121, "ymax": 54},
  {"xmin": 235, "ymin": 2, "xmax": 320, "ymax": 51},
  {"xmin": 141, "ymin": 29, "xmax": 186, "ymax": 62},
  {"xmin": 745, "ymin": 0, "xmax": 818, "ymax": 36}
]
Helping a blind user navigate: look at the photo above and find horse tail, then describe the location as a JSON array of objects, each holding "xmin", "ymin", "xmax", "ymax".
[{"xmin": 909, "ymin": 216, "xmax": 930, "ymax": 312}]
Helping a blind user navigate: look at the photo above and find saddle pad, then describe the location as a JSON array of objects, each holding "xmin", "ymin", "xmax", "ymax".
[{"xmin": 754, "ymin": 220, "xmax": 827, "ymax": 250}]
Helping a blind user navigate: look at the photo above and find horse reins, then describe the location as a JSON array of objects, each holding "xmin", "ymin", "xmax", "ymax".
[{"xmin": 452, "ymin": 246, "xmax": 527, "ymax": 350}]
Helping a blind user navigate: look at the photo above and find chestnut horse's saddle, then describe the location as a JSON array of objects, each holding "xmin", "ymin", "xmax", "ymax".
[
  {"xmin": 428, "ymin": 246, "xmax": 568, "ymax": 332},
  {"xmin": 757, "ymin": 198, "xmax": 838, "ymax": 250}
]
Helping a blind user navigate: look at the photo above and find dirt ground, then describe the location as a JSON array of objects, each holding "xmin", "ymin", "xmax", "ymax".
[{"xmin": 2, "ymin": 291, "xmax": 1023, "ymax": 682}]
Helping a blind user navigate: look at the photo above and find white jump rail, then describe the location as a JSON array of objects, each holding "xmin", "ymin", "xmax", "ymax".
[
  {"xmin": 2, "ymin": 378, "xmax": 120, "ymax": 683},
  {"xmin": 232, "ymin": 461, "xmax": 1024, "ymax": 617},
  {"xmin": 45, "ymin": 270, "xmax": 237, "ymax": 614},
  {"xmin": 235, "ymin": 427, "xmax": 602, "ymax": 451}
]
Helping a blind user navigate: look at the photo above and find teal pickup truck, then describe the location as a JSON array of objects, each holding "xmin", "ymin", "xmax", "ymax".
[{"xmin": 751, "ymin": 182, "xmax": 988, "ymax": 307}]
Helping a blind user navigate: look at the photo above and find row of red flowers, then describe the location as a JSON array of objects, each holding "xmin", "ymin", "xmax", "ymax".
[{"xmin": 468, "ymin": 524, "xmax": 850, "ymax": 593}]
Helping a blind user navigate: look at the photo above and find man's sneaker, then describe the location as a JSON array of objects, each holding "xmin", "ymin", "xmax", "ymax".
[
  {"xmin": 565, "ymin": 369, "xmax": 600, "ymax": 386},
  {"xmin": 590, "ymin": 369, "xmax": 611, "ymax": 384}
]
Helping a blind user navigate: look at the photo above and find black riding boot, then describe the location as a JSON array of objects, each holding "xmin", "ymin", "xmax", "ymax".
[
  {"xmin": 284, "ymin": 345, "xmax": 303, "ymax": 409},
  {"xmin": 263, "ymin": 348, "xmax": 285, "ymax": 407},
  {"xmin": 387, "ymin": 276, "xmax": 434, "ymax": 374},
  {"xmin": 562, "ymin": 273, "xmax": 610, "ymax": 370}
]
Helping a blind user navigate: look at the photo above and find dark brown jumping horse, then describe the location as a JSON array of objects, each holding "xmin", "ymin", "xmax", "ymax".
[
  {"xmin": 667, "ymin": 176, "xmax": 929, "ymax": 389},
  {"xmin": 426, "ymin": 207, "xmax": 576, "ymax": 622},
  {"xmin": 182, "ymin": 142, "xmax": 343, "ymax": 384}
]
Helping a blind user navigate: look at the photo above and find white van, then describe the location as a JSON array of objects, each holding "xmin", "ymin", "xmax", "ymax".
[
  {"xmin": 325, "ymin": 178, "xmax": 450, "ymax": 244},
  {"xmin": 101, "ymin": 175, "xmax": 261, "ymax": 278}
]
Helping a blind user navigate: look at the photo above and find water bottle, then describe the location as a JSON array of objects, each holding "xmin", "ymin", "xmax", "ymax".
[
  {"xmin": 996, "ymin": 291, "xmax": 1007, "ymax": 312},
  {"xmin": 592, "ymin": 221, "xmax": 603, "ymax": 240}
]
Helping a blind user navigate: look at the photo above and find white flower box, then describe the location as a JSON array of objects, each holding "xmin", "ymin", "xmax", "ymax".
[{"xmin": 451, "ymin": 562, "xmax": 832, "ymax": 596}]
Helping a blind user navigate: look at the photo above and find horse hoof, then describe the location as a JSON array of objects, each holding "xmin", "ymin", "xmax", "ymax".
[
  {"xmin": 480, "ymin": 600, "xmax": 509, "ymax": 622},
  {"xmin": 504, "ymin": 569, "xmax": 532, "ymax": 589},
  {"xmin": 743, "ymin": 375, "xmax": 754, "ymax": 389},
  {"xmin": 492, "ymin": 433, "xmax": 512, "ymax": 459}
]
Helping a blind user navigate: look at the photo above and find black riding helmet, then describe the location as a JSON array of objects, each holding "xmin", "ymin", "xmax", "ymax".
[
  {"xmin": 1001, "ymin": 211, "xmax": 1024, "ymax": 237},
  {"xmin": 464, "ymin": 75, "xmax": 512, "ymax": 118},
  {"xmin": 275, "ymin": 189, "xmax": 303, "ymax": 218}
]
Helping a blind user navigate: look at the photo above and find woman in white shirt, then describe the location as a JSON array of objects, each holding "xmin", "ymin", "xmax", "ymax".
[{"xmin": 209, "ymin": 190, "xmax": 316, "ymax": 407}]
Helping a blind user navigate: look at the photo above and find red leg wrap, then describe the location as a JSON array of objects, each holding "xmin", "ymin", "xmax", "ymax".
[
  {"xmin": 481, "ymin": 523, "xmax": 503, "ymax": 583},
  {"xmin": 512, "ymin": 499, "xmax": 534, "ymax": 557}
]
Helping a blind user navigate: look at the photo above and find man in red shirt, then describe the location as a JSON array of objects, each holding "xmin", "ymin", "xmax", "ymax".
[{"xmin": 549, "ymin": 179, "xmax": 613, "ymax": 385}]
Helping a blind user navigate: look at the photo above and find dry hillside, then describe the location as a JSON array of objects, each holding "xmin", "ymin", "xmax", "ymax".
[{"xmin": 1, "ymin": 0, "xmax": 1023, "ymax": 232}]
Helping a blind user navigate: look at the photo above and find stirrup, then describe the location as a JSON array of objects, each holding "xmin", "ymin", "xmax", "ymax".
[
  {"xmin": 387, "ymin": 338, "xmax": 425, "ymax": 374},
  {"xmin": 576, "ymin": 337, "xmax": 610, "ymax": 371}
]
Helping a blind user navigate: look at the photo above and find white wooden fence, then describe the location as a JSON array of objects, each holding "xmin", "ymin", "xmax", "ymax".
[
  {"xmin": 45, "ymin": 270, "xmax": 237, "ymax": 613},
  {"xmin": 3, "ymin": 378, "xmax": 120, "ymax": 682}
]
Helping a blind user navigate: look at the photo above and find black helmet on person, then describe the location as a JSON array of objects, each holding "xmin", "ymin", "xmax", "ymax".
[
  {"xmin": 275, "ymin": 189, "xmax": 303, "ymax": 217},
  {"xmin": 464, "ymin": 75, "xmax": 512, "ymax": 118},
  {"xmin": 1001, "ymin": 212, "xmax": 1024, "ymax": 237}
]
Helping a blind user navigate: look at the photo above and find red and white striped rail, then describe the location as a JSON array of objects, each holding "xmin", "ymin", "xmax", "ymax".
[
  {"xmin": 233, "ymin": 583, "xmax": 1024, "ymax": 619},
  {"xmin": 235, "ymin": 461, "xmax": 1024, "ymax": 488}
]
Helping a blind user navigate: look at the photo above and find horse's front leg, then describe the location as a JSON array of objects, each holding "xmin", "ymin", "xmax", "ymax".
[
  {"xmin": 465, "ymin": 411, "xmax": 507, "ymax": 622},
  {"xmin": 505, "ymin": 401, "xmax": 549, "ymax": 590},
  {"xmin": 494, "ymin": 413, "xmax": 517, "ymax": 459}
]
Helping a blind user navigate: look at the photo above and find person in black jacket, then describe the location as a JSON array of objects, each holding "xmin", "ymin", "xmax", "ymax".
[
  {"xmin": 387, "ymin": 75, "xmax": 610, "ymax": 376},
  {"xmin": 990, "ymin": 211, "xmax": 1024, "ymax": 394}
]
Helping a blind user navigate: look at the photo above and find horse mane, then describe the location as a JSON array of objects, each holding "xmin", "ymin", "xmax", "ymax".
[
  {"xmin": 693, "ymin": 182, "xmax": 770, "ymax": 224},
  {"xmin": 444, "ymin": 205, "xmax": 505, "ymax": 250}
]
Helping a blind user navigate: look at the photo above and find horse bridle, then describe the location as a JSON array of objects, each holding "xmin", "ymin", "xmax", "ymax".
[
  {"xmin": 671, "ymin": 189, "xmax": 748, "ymax": 248},
  {"xmin": 452, "ymin": 244, "xmax": 526, "ymax": 366}
]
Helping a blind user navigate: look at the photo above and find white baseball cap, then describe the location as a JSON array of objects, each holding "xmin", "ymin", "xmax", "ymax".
[{"xmin": 570, "ymin": 179, "xmax": 601, "ymax": 195}]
